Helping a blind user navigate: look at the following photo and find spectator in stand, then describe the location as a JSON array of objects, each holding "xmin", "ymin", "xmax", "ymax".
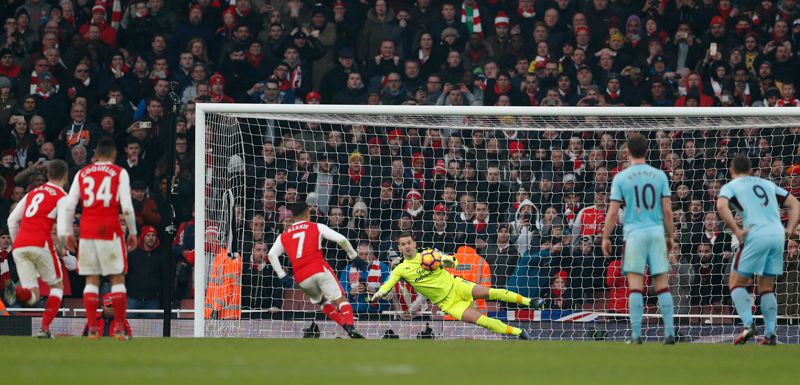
[
  {"xmin": 692, "ymin": 211, "xmax": 732, "ymax": 255},
  {"xmin": 779, "ymin": 238, "xmax": 800, "ymax": 317},
  {"xmin": 333, "ymin": 71, "xmax": 368, "ymax": 105},
  {"xmin": 241, "ymin": 240, "xmax": 283, "ymax": 316},
  {"xmin": 507, "ymin": 236, "xmax": 559, "ymax": 299},
  {"xmin": 58, "ymin": 103, "xmax": 96, "ymax": 155},
  {"xmin": 572, "ymin": 189, "xmax": 608, "ymax": 243},
  {"xmin": 483, "ymin": 223, "xmax": 518, "ymax": 289},
  {"xmin": 130, "ymin": 180, "xmax": 161, "ymax": 229},
  {"xmin": 569, "ymin": 235, "xmax": 605, "ymax": 304},
  {"xmin": 420, "ymin": 203, "xmax": 455, "ymax": 253},
  {"xmin": 668, "ymin": 242, "xmax": 696, "ymax": 319},
  {"xmin": 126, "ymin": 226, "xmax": 165, "ymax": 318},
  {"xmin": 339, "ymin": 242, "xmax": 391, "ymax": 313},
  {"xmin": 320, "ymin": 47, "xmax": 355, "ymax": 104},
  {"xmin": 32, "ymin": 71, "xmax": 68, "ymax": 137},
  {"xmin": 690, "ymin": 241, "xmax": 727, "ymax": 315},
  {"xmin": 0, "ymin": 228, "xmax": 11, "ymax": 291},
  {"xmin": 380, "ymin": 72, "xmax": 410, "ymax": 105},
  {"xmin": 544, "ymin": 270, "xmax": 573, "ymax": 310}
]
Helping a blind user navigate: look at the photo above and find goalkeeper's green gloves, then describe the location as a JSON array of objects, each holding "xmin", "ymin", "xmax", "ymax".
[
  {"xmin": 370, "ymin": 290, "xmax": 388, "ymax": 302},
  {"xmin": 440, "ymin": 252, "xmax": 457, "ymax": 268}
]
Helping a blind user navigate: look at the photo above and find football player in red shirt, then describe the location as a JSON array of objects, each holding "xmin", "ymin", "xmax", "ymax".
[
  {"xmin": 57, "ymin": 138, "xmax": 137, "ymax": 340},
  {"xmin": 5, "ymin": 160, "xmax": 70, "ymax": 338},
  {"xmin": 268, "ymin": 202, "xmax": 366, "ymax": 338}
]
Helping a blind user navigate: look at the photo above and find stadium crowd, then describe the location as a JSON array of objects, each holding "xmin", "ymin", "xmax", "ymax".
[{"xmin": 0, "ymin": 0, "xmax": 799, "ymax": 321}]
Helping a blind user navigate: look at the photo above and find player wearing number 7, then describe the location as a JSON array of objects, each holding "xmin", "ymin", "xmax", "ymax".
[
  {"xmin": 716, "ymin": 154, "xmax": 800, "ymax": 345},
  {"xmin": 57, "ymin": 138, "xmax": 138, "ymax": 340},
  {"xmin": 4, "ymin": 160, "xmax": 70, "ymax": 338},
  {"xmin": 267, "ymin": 201, "xmax": 367, "ymax": 338},
  {"xmin": 602, "ymin": 134, "xmax": 677, "ymax": 344}
]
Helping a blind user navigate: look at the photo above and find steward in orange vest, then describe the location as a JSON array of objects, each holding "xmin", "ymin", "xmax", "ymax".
[{"xmin": 204, "ymin": 247, "xmax": 242, "ymax": 319}]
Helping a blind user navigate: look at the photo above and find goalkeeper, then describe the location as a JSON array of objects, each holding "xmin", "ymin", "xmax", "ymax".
[{"xmin": 371, "ymin": 232, "xmax": 541, "ymax": 340}]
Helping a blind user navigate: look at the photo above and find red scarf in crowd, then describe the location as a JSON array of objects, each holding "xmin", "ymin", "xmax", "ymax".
[
  {"xmin": 246, "ymin": 51, "xmax": 263, "ymax": 68},
  {"xmin": 466, "ymin": 46, "xmax": 486, "ymax": 64},
  {"xmin": 0, "ymin": 246, "xmax": 10, "ymax": 290},
  {"xmin": 518, "ymin": 4, "xmax": 535, "ymax": 18},
  {"xmin": 472, "ymin": 218, "xmax": 487, "ymax": 232},
  {"xmin": 418, "ymin": 49, "xmax": 430, "ymax": 65},
  {"xmin": 29, "ymin": 70, "xmax": 60, "ymax": 95},
  {"xmin": 494, "ymin": 82, "xmax": 510, "ymax": 95},
  {"xmin": 348, "ymin": 166, "xmax": 364, "ymax": 183},
  {"xmin": 268, "ymin": 76, "xmax": 290, "ymax": 91},
  {"xmin": 349, "ymin": 259, "xmax": 382, "ymax": 287},
  {"xmin": 0, "ymin": 64, "xmax": 20, "ymax": 79},
  {"xmin": 413, "ymin": 170, "xmax": 425, "ymax": 190},
  {"xmin": 109, "ymin": 62, "xmax": 130, "ymax": 77},
  {"xmin": 290, "ymin": 65, "xmax": 302, "ymax": 89},
  {"xmin": 526, "ymin": 91, "xmax": 538, "ymax": 106},
  {"xmin": 717, "ymin": 5, "xmax": 733, "ymax": 19}
]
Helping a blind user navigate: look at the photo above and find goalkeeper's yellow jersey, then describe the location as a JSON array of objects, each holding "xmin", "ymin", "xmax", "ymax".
[{"xmin": 378, "ymin": 251, "xmax": 459, "ymax": 304}]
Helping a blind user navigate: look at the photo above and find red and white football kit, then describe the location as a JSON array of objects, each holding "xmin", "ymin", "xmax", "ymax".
[
  {"xmin": 268, "ymin": 221, "xmax": 356, "ymax": 304},
  {"xmin": 268, "ymin": 220, "xmax": 360, "ymax": 329},
  {"xmin": 58, "ymin": 162, "xmax": 137, "ymax": 276},
  {"xmin": 6, "ymin": 182, "xmax": 67, "ymax": 288}
]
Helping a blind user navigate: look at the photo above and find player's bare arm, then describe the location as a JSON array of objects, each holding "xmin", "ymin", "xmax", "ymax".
[
  {"xmin": 783, "ymin": 193, "xmax": 800, "ymax": 238},
  {"xmin": 601, "ymin": 200, "xmax": 621, "ymax": 256},
  {"xmin": 716, "ymin": 197, "xmax": 748, "ymax": 242},
  {"xmin": 662, "ymin": 196, "xmax": 675, "ymax": 252}
]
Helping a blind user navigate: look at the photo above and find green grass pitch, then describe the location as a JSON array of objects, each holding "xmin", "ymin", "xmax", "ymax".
[{"xmin": 3, "ymin": 337, "xmax": 799, "ymax": 385}]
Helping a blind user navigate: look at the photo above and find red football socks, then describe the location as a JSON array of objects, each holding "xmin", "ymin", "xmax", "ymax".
[
  {"xmin": 41, "ymin": 295, "xmax": 62, "ymax": 332},
  {"xmin": 338, "ymin": 302, "xmax": 354, "ymax": 326},
  {"xmin": 110, "ymin": 292, "xmax": 127, "ymax": 333},
  {"xmin": 321, "ymin": 303, "xmax": 343, "ymax": 325},
  {"xmin": 83, "ymin": 292, "xmax": 99, "ymax": 332},
  {"xmin": 15, "ymin": 286, "xmax": 32, "ymax": 303}
]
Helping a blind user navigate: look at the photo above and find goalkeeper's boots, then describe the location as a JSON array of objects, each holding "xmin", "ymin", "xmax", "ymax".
[
  {"xmin": 3, "ymin": 280, "xmax": 17, "ymax": 306},
  {"xmin": 518, "ymin": 329, "xmax": 532, "ymax": 341},
  {"xmin": 36, "ymin": 329, "xmax": 54, "ymax": 339},
  {"xmin": 663, "ymin": 335, "xmax": 676, "ymax": 345},
  {"xmin": 343, "ymin": 325, "xmax": 364, "ymax": 339},
  {"xmin": 114, "ymin": 331, "xmax": 131, "ymax": 341},
  {"xmin": 758, "ymin": 335, "xmax": 777, "ymax": 346},
  {"xmin": 530, "ymin": 297, "xmax": 547, "ymax": 310},
  {"xmin": 625, "ymin": 337, "xmax": 642, "ymax": 345},
  {"xmin": 733, "ymin": 324, "xmax": 758, "ymax": 345}
]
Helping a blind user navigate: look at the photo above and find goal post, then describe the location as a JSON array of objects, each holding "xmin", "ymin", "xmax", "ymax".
[{"xmin": 194, "ymin": 104, "xmax": 800, "ymax": 340}]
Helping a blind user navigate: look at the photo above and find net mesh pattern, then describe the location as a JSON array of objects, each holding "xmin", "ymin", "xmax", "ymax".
[{"xmin": 200, "ymin": 110, "xmax": 800, "ymax": 341}]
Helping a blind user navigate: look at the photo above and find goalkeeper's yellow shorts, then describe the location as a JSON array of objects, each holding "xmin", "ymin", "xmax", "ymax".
[{"xmin": 437, "ymin": 278, "xmax": 476, "ymax": 321}]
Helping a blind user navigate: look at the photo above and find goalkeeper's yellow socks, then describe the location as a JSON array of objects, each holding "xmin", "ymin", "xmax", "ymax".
[
  {"xmin": 476, "ymin": 315, "xmax": 521, "ymax": 336},
  {"xmin": 488, "ymin": 288, "xmax": 531, "ymax": 306}
]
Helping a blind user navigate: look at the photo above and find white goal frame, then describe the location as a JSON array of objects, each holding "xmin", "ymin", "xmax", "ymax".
[{"xmin": 194, "ymin": 104, "xmax": 800, "ymax": 338}]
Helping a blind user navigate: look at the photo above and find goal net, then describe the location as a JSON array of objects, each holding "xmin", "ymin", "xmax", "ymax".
[{"xmin": 195, "ymin": 105, "xmax": 800, "ymax": 343}]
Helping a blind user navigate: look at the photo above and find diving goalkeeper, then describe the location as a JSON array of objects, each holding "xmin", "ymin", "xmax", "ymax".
[{"xmin": 371, "ymin": 232, "xmax": 540, "ymax": 340}]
